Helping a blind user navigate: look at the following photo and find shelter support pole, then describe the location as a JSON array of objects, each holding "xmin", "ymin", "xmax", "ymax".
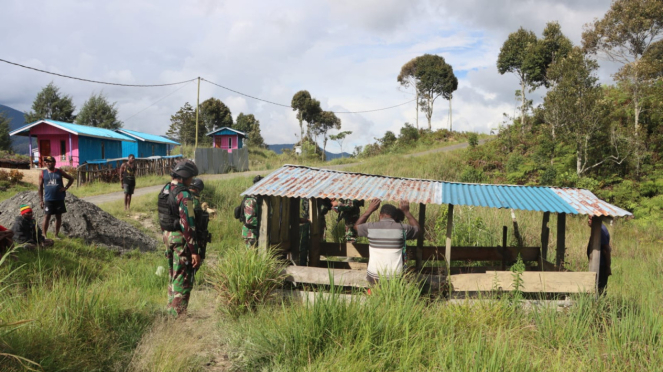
[
  {"xmin": 195, "ymin": 76, "xmax": 200, "ymax": 150},
  {"xmin": 308, "ymin": 198, "xmax": 321, "ymax": 267},
  {"xmin": 589, "ymin": 216, "xmax": 603, "ymax": 294},
  {"xmin": 501, "ymin": 226, "xmax": 508, "ymax": 270},
  {"xmin": 258, "ymin": 196, "xmax": 272, "ymax": 252},
  {"xmin": 289, "ymin": 198, "xmax": 300, "ymax": 264},
  {"xmin": 556, "ymin": 213, "xmax": 566, "ymax": 269},
  {"xmin": 445, "ymin": 204, "xmax": 454, "ymax": 275},
  {"xmin": 28, "ymin": 132, "xmax": 32, "ymax": 168},
  {"xmin": 416, "ymin": 203, "xmax": 426, "ymax": 271},
  {"xmin": 541, "ymin": 211, "xmax": 550, "ymax": 270},
  {"xmin": 69, "ymin": 133, "xmax": 73, "ymax": 165}
]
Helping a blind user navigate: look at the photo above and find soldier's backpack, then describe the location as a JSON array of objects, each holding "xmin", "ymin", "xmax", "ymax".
[{"xmin": 234, "ymin": 196, "xmax": 249, "ymax": 223}]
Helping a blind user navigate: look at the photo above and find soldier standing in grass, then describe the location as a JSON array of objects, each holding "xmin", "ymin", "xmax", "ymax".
[
  {"xmin": 39, "ymin": 155, "xmax": 74, "ymax": 239},
  {"xmin": 587, "ymin": 216, "xmax": 612, "ymax": 295},
  {"xmin": 120, "ymin": 154, "xmax": 137, "ymax": 211},
  {"xmin": 158, "ymin": 160, "xmax": 201, "ymax": 317},
  {"xmin": 241, "ymin": 176, "xmax": 263, "ymax": 248},
  {"xmin": 331, "ymin": 198, "xmax": 362, "ymax": 242}
]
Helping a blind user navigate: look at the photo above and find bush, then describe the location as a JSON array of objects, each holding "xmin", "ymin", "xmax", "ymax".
[
  {"xmin": 0, "ymin": 170, "xmax": 8, "ymax": 182},
  {"xmin": 8, "ymin": 169, "xmax": 23, "ymax": 184},
  {"xmin": 207, "ymin": 244, "xmax": 285, "ymax": 317},
  {"xmin": 505, "ymin": 154, "xmax": 524, "ymax": 174},
  {"xmin": 540, "ymin": 167, "xmax": 557, "ymax": 186},
  {"xmin": 468, "ymin": 132, "xmax": 479, "ymax": 148},
  {"xmin": 399, "ymin": 123, "xmax": 420, "ymax": 144},
  {"xmin": 460, "ymin": 167, "xmax": 485, "ymax": 183}
]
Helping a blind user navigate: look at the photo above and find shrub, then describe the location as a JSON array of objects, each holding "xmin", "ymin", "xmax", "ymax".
[
  {"xmin": 505, "ymin": 154, "xmax": 523, "ymax": 174},
  {"xmin": 540, "ymin": 167, "xmax": 557, "ymax": 186},
  {"xmin": 460, "ymin": 166, "xmax": 485, "ymax": 183},
  {"xmin": 8, "ymin": 169, "xmax": 23, "ymax": 184},
  {"xmin": 468, "ymin": 132, "xmax": 479, "ymax": 148},
  {"xmin": 0, "ymin": 170, "xmax": 8, "ymax": 182},
  {"xmin": 399, "ymin": 123, "xmax": 420, "ymax": 144},
  {"xmin": 207, "ymin": 244, "xmax": 285, "ymax": 317}
]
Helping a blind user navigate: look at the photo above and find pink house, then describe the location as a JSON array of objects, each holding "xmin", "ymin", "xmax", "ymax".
[{"xmin": 206, "ymin": 127, "xmax": 246, "ymax": 153}]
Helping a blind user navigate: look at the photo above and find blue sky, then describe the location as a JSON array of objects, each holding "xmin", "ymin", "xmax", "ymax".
[{"xmin": 0, "ymin": 0, "xmax": 616, "ymax": 152}]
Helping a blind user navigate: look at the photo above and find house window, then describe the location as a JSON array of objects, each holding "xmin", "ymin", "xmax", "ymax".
[
  {"xmin": 228, "ymin": 137, "xmax": 233, "ymax": 148},
  {"xmin": 60, "ymin": 140, "xmax": 66, "ymax": 161},
  {"xmin": 101, "ymin": 142, "xmax": 105, "ymax": 159}
]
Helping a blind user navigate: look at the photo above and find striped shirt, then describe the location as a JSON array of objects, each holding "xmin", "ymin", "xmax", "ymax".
[{"xmin": 357, "ymin": 218, "xmax": 419, "ymax": 280}]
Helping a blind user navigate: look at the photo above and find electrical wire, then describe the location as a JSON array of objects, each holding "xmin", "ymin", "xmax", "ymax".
[
  {"xmin": 0, "ymin": 58, "xmax": 196, "ymax": 87},
  {"xmin": 122, "ymin": 80, "xmax": 194, "ymax": 122}
]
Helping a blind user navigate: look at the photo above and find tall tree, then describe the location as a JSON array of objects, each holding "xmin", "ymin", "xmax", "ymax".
[
  {"xmin": 329, "ymin": 130, "xmax": 352, "ymax": 158},
  {"xmin": 582, "ymin": 0, "xmax": 663, "ymax": 136},
  {"xmin": 544, "ymin": 48, "xmax": 625, "ymax": 176},
  {"xmin": 397, "ymin": 58, "xmax": 421, "ymax": 129},
  {"xmin": 166, "ymin": 103, "xmax": 197, "ymax": 147},
  {"xmin": 291, "ymin": 90, "xmax": 322, "ymax": 154},
  {"xmin": 200, "ymin": 98, "xmax": 233, "ymax": 133},
  {"xmin": 314, "ymin": 111, "xmax": 341, "ymax": 161},
  {"xmin": 414, "ymin": 54, "xmax": 458, "ymax": 130},
  {"xmin": 75, "ymin": 92, "xmax": 122, "ymax": 129},
  {"xmin": 24, "ymin": 82, "xmax": 75, "ymax": 123},
  {"xmin": 497, "ymin": 28, "xmax": 539, "ymax": 131},
  {"xmin": 0, "ymin": 112, "xmax": 12, "ymax": 152},
  {"xmin": 236, "ymin": 113, "xmax": 265, "ymax": 147}
]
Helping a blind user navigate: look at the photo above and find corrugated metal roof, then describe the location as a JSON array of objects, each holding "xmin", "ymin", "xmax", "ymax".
[
  {"xmin": 206, "ymin": 127, "xmax": 246, "ymax": 137},
  {"xmin": 116, "ymin": 129, "xmax": 180, "ymax": 145},
  {"xmin": 241, "ymin": 165, "xmax": 632, "ymax": 217},
  {"xmin": 10, "ymin": 120, "xmax": 135, "ymax": 142}
]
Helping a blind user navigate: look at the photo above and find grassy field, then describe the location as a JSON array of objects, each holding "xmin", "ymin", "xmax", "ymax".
[{"xmin": 2, "ymin": 144, "xmax": 662, "ymax": 371}]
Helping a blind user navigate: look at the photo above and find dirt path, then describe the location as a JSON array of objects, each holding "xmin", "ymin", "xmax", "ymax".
[{"xmin": 82, "ymin": 140, "xmax": 480, "ymax": 206}]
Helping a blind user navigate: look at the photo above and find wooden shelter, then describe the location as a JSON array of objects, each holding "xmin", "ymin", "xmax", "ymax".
[{"xmin": 241, "ymin": 165, "xmax": 632, "ymax": 295}]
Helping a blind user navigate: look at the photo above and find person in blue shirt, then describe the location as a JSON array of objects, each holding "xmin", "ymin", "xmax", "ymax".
[
  {"xmin": 38, "ymin": 156, "xmax": 74, "ymax": 238},
  {"xmin": 586, "ymin": 216, "xmax": 613, "ymax": 294}
]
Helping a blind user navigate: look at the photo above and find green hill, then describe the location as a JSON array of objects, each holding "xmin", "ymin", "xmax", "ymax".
[{"xmin": 0, "ymin": 104, "xmax": 34, "ymax": 155}]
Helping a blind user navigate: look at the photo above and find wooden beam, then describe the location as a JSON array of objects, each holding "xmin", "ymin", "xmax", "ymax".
[
  {"xmin": 451, "ymin": 271, "xmax": 596, "ymax": 293},
  {"xmin": 589, "ymin": 216, "xmax": 602, "ymax": 294},
  {"xmin": 288, "ymin": 198, "xmax": 300, "ymax": 263},
  {"xmin": 283, "ymin": 266, "xmax": 446, "ymax": 288},
  {"xmin": 416, "ymin": 203, "xmax": 426, "ymax": 271},
  {"xmin": 257, "ymin": 196, "xmax": 271, "ymax": 251},
  {"xmin": 541, "ymin": 212, "xmax": 550, "ymax": 266},
  {"xmin": 445, "ymin": 204, "xmax": 454, "ymax": 274},
  {"xmin": 556, "ymin": 213, "xmax": 566, "ymax": 269},
  {"xmin": 308, "ymin": 198, "xmax": 321, "ymax": 267},
  {"xmin": 501, "ymin": 226, "xmax": 507, "ymax": 270},
  {"xmin": 511, "ymin": 209, "xmax": 524, "ymax": 247},
  {"xmin": 269, "ymin": 196, "xmax": 283, "ymax": 245}
]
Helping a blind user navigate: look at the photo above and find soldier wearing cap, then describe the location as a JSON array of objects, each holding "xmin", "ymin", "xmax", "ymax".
[{"xmin": 38, "ymin": 155, "xmax": 74, "ymax": 238}]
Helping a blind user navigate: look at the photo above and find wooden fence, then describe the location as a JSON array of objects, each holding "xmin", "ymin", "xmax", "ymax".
[
  {"xmin": 76, "ymin": 156, "xmax": 183, "ymax": 187},
  {"xmin": 194, "ymin": 147, "xmax": 249, "ymax": 174}
]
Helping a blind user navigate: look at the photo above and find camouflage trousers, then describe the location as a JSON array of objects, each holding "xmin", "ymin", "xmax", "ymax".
[
  {"xmin": 244, "ymin": 238, "xmax": 257, "ymax": 248},
  {"xmin": 164, "ymin": 231, "xmax": 194, "ymax": 317},
  {"xmin": 242, "ymin": 226, "xmax": 258, "ymax": 248},
  {"xmin": 344, "ymin": 217, "xmax": 358, "ymax": 242}
]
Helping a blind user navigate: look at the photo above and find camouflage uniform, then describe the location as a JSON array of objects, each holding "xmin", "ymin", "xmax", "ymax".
[
  {"xmin": 163, "ymin": 182, "xmax": 199, "ymax": 317},
  {"xmin": 242, "ymin": 196, "xmax": 259, "ymax": 248},
  {"xmin": 333, "ymin": 199, "xmax": 361, "ymax": 242},
  {"xmin": 299, "ymin": 199, "xmax": 310, "ymax": 266},
  {"xmin": 190, "ymin": 191, "xmax": 201, "ymax": 210}
]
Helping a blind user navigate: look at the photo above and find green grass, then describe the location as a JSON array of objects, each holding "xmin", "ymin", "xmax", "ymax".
[
  {"xmin": 70, "ymin": 174, "xmax": 170, "ymax": 198},
  {"xmin": 0, "ymin": 182, "xmax": 36, "ymax": 202}
]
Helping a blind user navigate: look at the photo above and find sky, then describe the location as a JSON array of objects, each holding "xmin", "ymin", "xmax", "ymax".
[{"xmin": 0, "ymin": 0, "xmax": 617, "ymax": 153}]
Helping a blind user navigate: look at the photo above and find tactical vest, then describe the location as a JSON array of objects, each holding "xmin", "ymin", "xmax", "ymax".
[{"xmin": 158, "ymin": 183, "xmax": 187, "ymax": 231}]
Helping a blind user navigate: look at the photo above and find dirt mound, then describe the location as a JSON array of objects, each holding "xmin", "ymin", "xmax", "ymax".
[{"xmin": 0, "ymin": 191, "xmax": 158, "ymax": 252}]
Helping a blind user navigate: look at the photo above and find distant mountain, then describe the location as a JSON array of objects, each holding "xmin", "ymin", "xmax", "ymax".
[
  {"xmin": 0, "ymin": 104, "xmax": 33, "ymax": 155},
  {"xmin": 267, "ymin": 143, "xmax": 352, "ymax": 161}
]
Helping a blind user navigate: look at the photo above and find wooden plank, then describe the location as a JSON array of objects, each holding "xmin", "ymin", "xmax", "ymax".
[
  {"xmin": 283, "ymin": 266, "xmax": 446, "ymax": 288},
  {"xmin": 257, "ymin": 196, "xmax": 271, "ymax": 251},
  {"xmin": 308, "ymin": 198, "xmax": 321, "ymax": 267},
  {"xmin": 541, "ymin": 212, "xmax": 550, "ymax": 267},
  {"xmin": 511, "ymin": 209, "xmax": 524, "ymax": 247},
  {"xmin": 450, "ymin": 271, "xmax": 596, "ymax": 293},
  {"xmin": 445, "ymin": 204, "xmax": 454, "ymax": 272},
  {"xmin": 556, "ymin": 213, "xmax": 566, "ymax": 269},
  {"xmin": 288, "ymin": 198, "xmax": 300, "ymax": 262},
  {"xmin": 416, "ymin": 203, "xmax": 426, "ymax": 271},
  {"xmin": 320, "ymin": 242, "xmax": 369, "ymax": 257},
  {"xmin": 501, "ymin": 226, "xmax": 507, "ymax": 270},
  {"xmin": 269, "ymin": 196, "xmax": 282, "ymax": 245},
  {"xmin": 589, "ymin": 216, "xmax": 602, "ymax": 294}
]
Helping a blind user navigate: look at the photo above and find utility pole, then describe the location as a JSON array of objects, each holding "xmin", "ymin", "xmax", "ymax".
[
  {"xmin": 195, "ymin": 77, "xmax": 200, "ymax": 149},
  {"xmin": 449, "ymin": 98, "xmax": 452, "ymax": 132}
]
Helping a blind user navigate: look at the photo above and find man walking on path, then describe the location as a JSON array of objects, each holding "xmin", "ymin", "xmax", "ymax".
[
  {"xmin": 587, "ymin": 216, "xmax": 612, "ymax": 294},
  {"xmin": 39, "ymin": 156, "xmax": 74, "ymax": 238},
  {"xmin": 120, "ymin": 154, "xmax": 137, "ymax": 211},
  {"xmin": 158, "ymin": 160, "xmax": 201, "ymax": 316},
  {"xmin": 12, "ymin": 204, "xmax": 53, "ymax": 249},
  {"xmin": 355, "ymin": 199, "xmax": 420, "ymax": 285}
]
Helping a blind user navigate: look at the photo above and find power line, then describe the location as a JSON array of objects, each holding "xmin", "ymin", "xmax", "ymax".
[
  {"xmin": 122, "ymin": 80, "xmax": 194, "ymax": 122},
  {"xmin": 330, "ymin": 99, "xmax": 416, "ymax": 114},
  {"xmin": 0, "ymin": 58, "xmax": 196, "ymax": 87}
]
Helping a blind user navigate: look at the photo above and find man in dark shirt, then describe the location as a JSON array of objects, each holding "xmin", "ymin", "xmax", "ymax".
[
  {"xmin": 354, "ymin": 199, "xmax": 420, "ymax": 285},
  {"xmin": 12, "ymin": 204, "xmax": 54, "ymax": 249},
  {"xmin": 587, "ymin": 216, "xmax": 612, "ymax": 294},
  {"xmin": 39, "ymin": 156, "xmax": 74, "ymax": 238},
  {"xmin": 120, "ymin": 154, "xmax": 137, "ymax": 211}
]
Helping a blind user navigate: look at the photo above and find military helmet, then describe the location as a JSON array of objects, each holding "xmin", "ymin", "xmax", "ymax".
[
  {"xmin": 171, "ymin": 160, "xmax": 199, "ymax": 179},
  {"xmin": 191, "ymin": 178, "xmax": 204, "ymax": 192},
  {"xmin": 253, "ymin": 175, "xmax": 263, "ymax": 184}
]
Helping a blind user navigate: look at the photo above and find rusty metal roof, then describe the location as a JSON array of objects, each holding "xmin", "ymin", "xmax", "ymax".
[{"xmin": 241, "ymin": 165, "xmax": 632, "ymax": 217}]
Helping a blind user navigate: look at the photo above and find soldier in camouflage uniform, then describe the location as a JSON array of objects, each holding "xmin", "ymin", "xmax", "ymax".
[
  {"xmin": 332, "ymin": 198, "xmax": 362, "ymax": 242},
  {"xmin": 189, "ymin": 178, "xmax": 203, "ymax": 210},
  {"xmin": 158, "ymin": 160, "xmax": 201, "ymax": 317},
  {"xmin": 242, "ymin": 176, "xmax": 262, "ymax": 248}
]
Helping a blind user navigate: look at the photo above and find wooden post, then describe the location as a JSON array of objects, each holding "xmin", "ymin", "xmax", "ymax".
[
  {"xmin": 308, "ymin": 198, "xmax": 321, "ymax": 267},
  {"xmin": 445, "ymin": 204, "xmax": 454, "ymax": 275},
  {"xmin": 289, "ymin": 198, "xmax": 300, "ymax": 264},
  {"xmin": 510, "ymin": 209, "xmax": 524, "ymax": 247},
  {"xmin": 501, "ymin": 226, "xmax": 508, "ymax": 270},
  {"xmin": 257, "ymin": 196, "xmax": 271, "ymax": 252},
  {"xmin": 541, "ymin": 211, "xmax": 550, "ymax": 270},
  {"xmin": 589, "ymin": 216, "xmax": 602, "ymax": 294},
  {"xmin": 556, "ymin": 213, "xmax": 566, "ymax": 269},
  {"xmin": 416, "ymin": 203, "xmax": 426, "ymax": 271}
]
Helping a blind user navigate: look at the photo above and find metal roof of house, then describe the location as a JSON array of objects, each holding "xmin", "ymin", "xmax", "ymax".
[
  {"xmin": 10, "ymin": 119, "xmax": 135, "ymax": 142},
  {"xmin": 241, "ymin": 165, "xmax": 632, "ymax": 217},
  {"xmin": 115, "ymin": 128, "xmax": 180, "ymax": 145},
  {"xmin": 206, "ymin": 127, "xmax": 246, "ymax": 137}
]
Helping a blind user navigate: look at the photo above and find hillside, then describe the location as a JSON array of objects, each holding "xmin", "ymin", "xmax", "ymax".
[
  {"xmin": 268, "ymin": 143, "xmax": 351, "ymax": 160},
  {"xmin": 0, "ymin": 104, "xmax": 33, "ymax": 155}
]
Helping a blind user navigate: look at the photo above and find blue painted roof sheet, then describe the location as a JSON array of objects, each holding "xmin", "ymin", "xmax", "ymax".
[
  {"xmin": 206, "ymin": 127, "xmax": 246, "ymax": 137},
  {"xmin": 116, "ymin": 129, "xmax": 180, "ymax": 145},
  {"xmin": 10, "ymin": 119, "xmax": 135, "ymax": 142},
  {"xmin": 241, "ymin": 165, "xmax": 632, "ymax": 217}
]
